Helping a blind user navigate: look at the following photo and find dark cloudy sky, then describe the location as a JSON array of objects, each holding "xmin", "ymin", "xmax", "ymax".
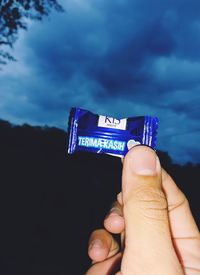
[{"xmin": 1, "ymin": 0, "xmax": 200, "ymax": 164}]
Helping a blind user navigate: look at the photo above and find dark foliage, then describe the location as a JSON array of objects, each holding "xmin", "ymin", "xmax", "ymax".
[
  {"xmin": 0, "ymin": 0, "xmax": 64, "ymax": 65},
  {"xmin": 0, "ymin": 119, "xmax": 199, "ymax": 274}
]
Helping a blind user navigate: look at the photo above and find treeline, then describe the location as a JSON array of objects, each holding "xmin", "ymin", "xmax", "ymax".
[{"xmin": 0, "ymin": 119, "xmax": 199, "ymax": 274}]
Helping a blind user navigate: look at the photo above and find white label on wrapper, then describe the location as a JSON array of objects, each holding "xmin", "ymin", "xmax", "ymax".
[{"xmin": 98, "ymin": 116, "xmax": 127, "ymax": 130}]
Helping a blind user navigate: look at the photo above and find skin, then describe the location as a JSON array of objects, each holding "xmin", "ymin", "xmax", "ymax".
[{"xmin": 86, "ymin": 146, "xmax": 200, "ymax": 275}]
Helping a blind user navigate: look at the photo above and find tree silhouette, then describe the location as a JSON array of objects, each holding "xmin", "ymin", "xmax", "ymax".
[{"xmin": 0, "ymin": 0, "xmax": 64, "ymax": 65}]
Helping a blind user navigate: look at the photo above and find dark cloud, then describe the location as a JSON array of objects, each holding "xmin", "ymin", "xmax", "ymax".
[{"xmin": 0, "ymin": 0, "xmax": 200, "ymax": 163}]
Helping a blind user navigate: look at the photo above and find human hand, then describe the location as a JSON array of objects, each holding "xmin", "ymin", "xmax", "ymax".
[{"xmin": 86, "ymin": 146, "xmax": 200, "ymax": 275}]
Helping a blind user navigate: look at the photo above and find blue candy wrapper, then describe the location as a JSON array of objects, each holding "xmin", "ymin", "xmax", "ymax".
[{"xmin": 67, "ymin": 107, "xmax": 159, "ymax": 157}]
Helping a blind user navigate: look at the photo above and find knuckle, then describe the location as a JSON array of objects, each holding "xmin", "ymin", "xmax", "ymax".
[
  {"xmin": 124, "ymin": 186, "xmax": 168, "ymax": 221},
  {"xmin": 136, "ymin": 186, "xmax": 167, "ymax": 211},
  {"xmin": 168, "ymin": 189, "xmax": 189, "ymax": 212}
]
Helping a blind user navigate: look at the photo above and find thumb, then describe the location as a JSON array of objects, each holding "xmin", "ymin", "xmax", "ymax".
[{"xmin": 121, "ymin": 146, "xmax": 183, "ymax": 275}]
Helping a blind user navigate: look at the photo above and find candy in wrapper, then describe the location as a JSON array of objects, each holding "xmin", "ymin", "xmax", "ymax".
[{"xmin": 67, "ymin": 107, "xmax": 159, "ymax": 157}]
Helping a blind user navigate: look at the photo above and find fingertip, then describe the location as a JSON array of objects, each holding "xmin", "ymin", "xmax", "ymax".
[
  {"xmin": 88, "ymin": 239, "xmax": 108, "ymax": 262},
  {"xmin": 104, "ymin": 214, "xmax": 125, "ymax": 234},
  {"xmin": 124, "ymin": 145, "xmax": 160, "ymax": 176}
]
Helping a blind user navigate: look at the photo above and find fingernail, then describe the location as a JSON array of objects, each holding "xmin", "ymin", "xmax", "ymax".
[
  {"xmin": 90, "ymin": 239, "xmax": 103, "ymax": 250},
  {"xmin": 130, "ymin": 146, "xmax": 158, "ymax": 176}
]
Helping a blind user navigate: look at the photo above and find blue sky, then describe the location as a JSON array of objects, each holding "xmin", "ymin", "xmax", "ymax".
[{"xmin": 0, "ymin": 0, "xmax": 200, "ymax": 164}]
